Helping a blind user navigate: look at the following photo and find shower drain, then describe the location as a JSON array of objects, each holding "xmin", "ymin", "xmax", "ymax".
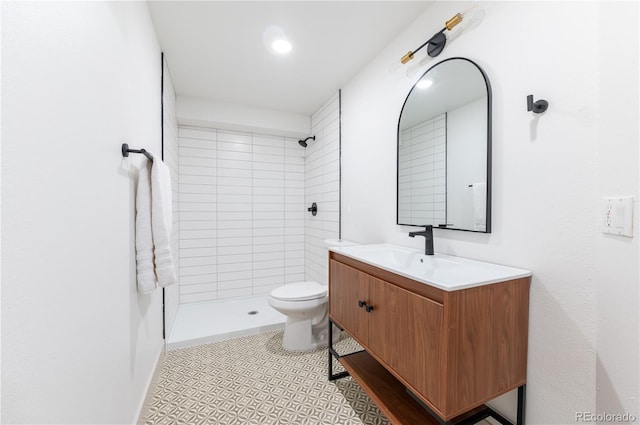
[{"xmin": 247, "ymin": 310, "xmax": 258, "ymax": 315}]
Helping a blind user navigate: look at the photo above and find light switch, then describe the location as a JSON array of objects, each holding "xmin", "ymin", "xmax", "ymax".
[{"xmin": 602, "ymin": 196, "xmax": 634, "ymax": 237}]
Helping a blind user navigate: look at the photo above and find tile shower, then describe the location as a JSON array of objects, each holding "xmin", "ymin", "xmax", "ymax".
[
  {"xmin": 177, "ymin": 127, "xmax": 306, "ymax": 303},
  {"xmin": 165, "ymin": 92, "xmax": 341, "ymax": 346}
]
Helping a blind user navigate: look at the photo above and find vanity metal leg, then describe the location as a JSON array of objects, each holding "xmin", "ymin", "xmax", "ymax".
[
  {"xmin": 517, "ymin": 384, "xmax": 526, "ymax": 425},
  {"xmin": 327, "ymin": 318, "xmax": 349, "ymax": 381}
]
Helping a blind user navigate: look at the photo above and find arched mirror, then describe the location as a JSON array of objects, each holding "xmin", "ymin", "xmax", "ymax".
[{"xmin": 397, "ymin": 57, "xmax": 491, "ymax": 232}]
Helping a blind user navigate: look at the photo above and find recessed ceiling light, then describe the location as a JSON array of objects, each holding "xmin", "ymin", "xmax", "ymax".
[
  {"xmin": 416, "ymin": 79, "xmax": 433, "ymax": 89},
  {"xmin": 272, "ymin": 39, "xmax": 292, "ymax": 54},
  {"xmin": 263, "ymin": 25, "xmax": 293, "ymax": 56}
]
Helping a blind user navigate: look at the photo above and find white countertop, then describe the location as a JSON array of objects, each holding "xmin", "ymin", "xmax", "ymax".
[{"xmin": 329, "ymin": 243, "xmax": 532, "ymax": 291}]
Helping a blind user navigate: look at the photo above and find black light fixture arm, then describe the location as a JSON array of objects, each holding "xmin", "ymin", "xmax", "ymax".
[
  {"xmin": 400, "ymin": 12, "xmax": 463, "ymax": 63},
  {"xmin": 121, "ymin": 143, "xmax": 153, "ymax": 161},
  {"xmin": 401, "ymin": 27, "xmax": 446, "ymax": 63}
]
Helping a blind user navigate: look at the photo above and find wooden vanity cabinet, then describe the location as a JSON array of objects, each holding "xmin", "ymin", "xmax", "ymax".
[{"xmin": 329, "ymin": 252, "xmax": 531, "ymax": 423}]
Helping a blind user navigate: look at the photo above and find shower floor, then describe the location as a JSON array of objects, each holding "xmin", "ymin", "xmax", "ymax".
[{"xmin": 167, "ymin": 294, "xmax": 286, "ymax": 350}]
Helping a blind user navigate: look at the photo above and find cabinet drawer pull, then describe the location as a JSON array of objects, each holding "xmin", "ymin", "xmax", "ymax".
[
  {"xmin": 358, "ymin": 300, "xmax": 366, "ymax": 308},
  {"xmin": 365, "ymin": 305, "xmax": 374, "ymax": 313}
]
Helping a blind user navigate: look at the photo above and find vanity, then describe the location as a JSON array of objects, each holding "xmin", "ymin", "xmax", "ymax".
[{"xmin": 327, "ymin": 244, "xmax": 532, "ymax": 425}]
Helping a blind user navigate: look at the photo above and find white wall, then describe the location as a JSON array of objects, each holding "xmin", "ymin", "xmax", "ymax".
[
  {"xmin": 595, "ymin": 1, "xmax": 640, "ymax": 420},
  {"xmin": 341, "ymin": 1, "xmax": 638, "ymax": 423},
  {"xmin": 305, "ymin": 92, "xmax": 341, "ymax": 285},
  {"xmin": 2, "ymin": 2, "xmax": 164, "ymax": 423},
  {"xmin": 177, "ymin": 96, "xmax": 310, "ymax": 139}
]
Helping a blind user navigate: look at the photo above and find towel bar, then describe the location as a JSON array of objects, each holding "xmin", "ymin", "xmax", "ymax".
[{"xmin": 122, "ymin": 143, "xmax": 153, "ymax": 161}]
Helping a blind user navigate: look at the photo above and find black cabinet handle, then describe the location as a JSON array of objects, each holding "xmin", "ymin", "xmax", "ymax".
[
  {"xmin": 365, "ymin": 305, "xmax": 374, "ymax": 313},
  {"xmin": 358, "ymin": 300, "xmax": 366, "ymax": 308}
]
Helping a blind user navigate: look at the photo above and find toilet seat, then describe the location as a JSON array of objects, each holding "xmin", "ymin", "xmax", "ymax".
[{"xmin": 270, "ymin": 281, "xmax": 327, "ymax": 302}]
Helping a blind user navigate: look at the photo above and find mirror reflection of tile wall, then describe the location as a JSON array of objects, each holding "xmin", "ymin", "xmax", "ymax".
[{"xmin": 398, "ymin": 113, "xmax": 446, "ymax": 226}]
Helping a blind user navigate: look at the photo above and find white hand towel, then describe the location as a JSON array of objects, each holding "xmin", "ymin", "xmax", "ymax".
[
  {"xmin": 151, "ymin": 158, "xmax": 177, "ymax": 287},
  {"xmin": 135, "ymin": 161, "xmax": 157, "ymax": 294},
  {"xmin": 473, "ymin": 182, "xmax": 487, "ymax": 232}
]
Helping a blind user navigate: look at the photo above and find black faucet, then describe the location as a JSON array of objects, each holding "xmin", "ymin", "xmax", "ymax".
[{"xmin": 408, "ymin": 225, "xmax": 434, "ymax": 256}]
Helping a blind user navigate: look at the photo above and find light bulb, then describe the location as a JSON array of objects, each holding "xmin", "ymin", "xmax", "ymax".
[{"xmin": 272, "ymin": 39, "xmax": 292, "ymax": 54}]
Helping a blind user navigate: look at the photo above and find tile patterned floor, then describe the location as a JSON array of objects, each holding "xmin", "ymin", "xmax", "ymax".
[
  {"xmin": 142, "ymin": 330, "xmax": 391, "ymax": 425},
  {"xmin": 142, "ymin": 330, "xmax": 498, "ymax": 425}
]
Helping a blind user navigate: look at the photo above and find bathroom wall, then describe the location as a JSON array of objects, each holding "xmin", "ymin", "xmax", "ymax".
[
  {"xmin": 595, "ymin": 1, "xmax": 640, "ymax": 418},
  {"xmin": 340, "ymin": 1, "xmax": 638, "ymax": 424},
  {"xmin": 2, "ymin": 2, "xmax": 165, "ymax": 424},
  {"xmin": 162, "ymin": 57, "xmax": 180, "ymax": 338},
  {"xmin": 177, "ymin": 96, "xmax": 310, "ymax": 138},
  {"xmin": 176, "ymin": 127, "xmax": 306, "ymax": 303},
  {"xmin": 305, "ymin": 92, "xmax": 341, "ymax": 285}
]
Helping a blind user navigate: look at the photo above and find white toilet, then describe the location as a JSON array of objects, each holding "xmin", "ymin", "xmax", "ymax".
[
  {"xmin": 269, "ymin": 239, "xmax": 358, "ymax": 352},
  {"xmin": 268, "ymin": 281, "xmax": 330, "ymax": 352}
]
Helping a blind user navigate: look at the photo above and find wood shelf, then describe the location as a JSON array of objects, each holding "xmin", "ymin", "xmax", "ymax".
[{"xmin": 338, "ymin": 350, "xmax": 487, "ymax": 425}]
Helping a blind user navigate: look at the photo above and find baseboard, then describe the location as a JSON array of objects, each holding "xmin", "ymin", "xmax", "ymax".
[{"xmin": 136, "ymin": 347, "xmax": 166, "ymax": 425}]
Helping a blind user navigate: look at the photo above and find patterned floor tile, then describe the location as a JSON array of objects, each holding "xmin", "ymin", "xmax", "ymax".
[{"xmin": 143, "ymin": 330, "xmax": 390, "ymax": 425}]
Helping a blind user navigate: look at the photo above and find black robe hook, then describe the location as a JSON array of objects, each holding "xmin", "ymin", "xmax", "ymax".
[{"xmin": 527, "ymin": 95, "xmax": 548, "ymax": 114}]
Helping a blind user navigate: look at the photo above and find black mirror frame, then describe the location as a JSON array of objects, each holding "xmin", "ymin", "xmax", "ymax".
[{"xmin": 396, "ymin": 57, "xmax": 492, "ymax": 233}]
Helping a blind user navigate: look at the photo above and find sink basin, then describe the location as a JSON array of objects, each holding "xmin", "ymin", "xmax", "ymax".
[{"xmin": 329, "ymin": 243, "xmax": 531, "ymax": 291}]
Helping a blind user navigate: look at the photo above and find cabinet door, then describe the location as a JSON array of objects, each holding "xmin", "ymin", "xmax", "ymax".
[
  {"xmin": 328, "ymin": 260, "xmax": 368, "ymax": 344},
  {"xmin": 367, "ymin": 275, "xmax": 444, "ymax": 408}
]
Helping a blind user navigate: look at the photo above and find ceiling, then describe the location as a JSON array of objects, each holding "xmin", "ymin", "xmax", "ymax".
[{"xmin": 148, "ymin": 1, "xmax": 432, "ymax": 116}]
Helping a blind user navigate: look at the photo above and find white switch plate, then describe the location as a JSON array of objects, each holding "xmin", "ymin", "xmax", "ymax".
[{"xmin": 602, "ymin": 196, "xmax": 634, "ymax": 237}]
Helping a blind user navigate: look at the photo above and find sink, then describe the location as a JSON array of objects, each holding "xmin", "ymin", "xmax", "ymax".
[
  {"xmin": 338, "ymin": 244, "xmax": 456, "ymax": 270},
  {"xmin": 329, "ymin": 243, "xmax": 531, "ymax": 291},
  {"xmin": 337, "ymin": 244, "xmax": 417, "ymax": 268}
]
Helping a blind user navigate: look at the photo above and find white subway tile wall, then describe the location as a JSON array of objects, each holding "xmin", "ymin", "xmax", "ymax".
[
  {"xmin": 177, "ymin": 127, "xmax": 306, "ymax": 303},
  {"xmin": 162, "ymin": 58, "xmax": 180, "ymax": 335},
  {"xmin": 305, "ymin": 92, "xmax": 341, "ymax": 285},
  {"xmin": 398, "ymin": 113, "xmax": 446, "ymax": 225}
]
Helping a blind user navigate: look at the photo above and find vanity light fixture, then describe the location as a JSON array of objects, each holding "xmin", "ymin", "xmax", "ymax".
[
  {"xmin": 397, "ymin": 3, "xmax": 479, "ymax": 67},
  {"xmin": 401, "ymin": 13, "xmax": 463, "ymax": 63}
]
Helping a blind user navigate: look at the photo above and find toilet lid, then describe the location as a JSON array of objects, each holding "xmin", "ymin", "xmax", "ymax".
[{"xmin": 270, "ymin": 282, "xmax": 327, "ymax": 301}]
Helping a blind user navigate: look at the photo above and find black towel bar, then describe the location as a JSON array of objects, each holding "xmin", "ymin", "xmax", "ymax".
[{"xmin": 121, "ymin": 143, "xmax": 153, "ymax": 161}]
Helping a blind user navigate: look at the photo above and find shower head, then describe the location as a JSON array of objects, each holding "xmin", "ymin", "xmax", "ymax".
[{"xmin": 298, "ymin": 135, "xmax": 315, "ymax": 148}]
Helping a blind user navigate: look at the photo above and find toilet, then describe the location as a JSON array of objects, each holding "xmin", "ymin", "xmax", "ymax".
[
  {"xmin": 269, "ymin": 239, "xmax": 358, "ymax": 352},
  {"xmin": 268, "ymin": 281, "xmax": 330, "ymax": 352}
]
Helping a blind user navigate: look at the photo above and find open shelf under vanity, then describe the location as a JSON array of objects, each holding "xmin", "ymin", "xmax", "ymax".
[{"xmin": 337, "ymin": 349, "xmax": 498, "ymax": 425}]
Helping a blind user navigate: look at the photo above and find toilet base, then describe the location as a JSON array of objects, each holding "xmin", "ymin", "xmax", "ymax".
[{"xmin": 281, "ymin": 315, "xmax": 341, "ymax": 352}]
